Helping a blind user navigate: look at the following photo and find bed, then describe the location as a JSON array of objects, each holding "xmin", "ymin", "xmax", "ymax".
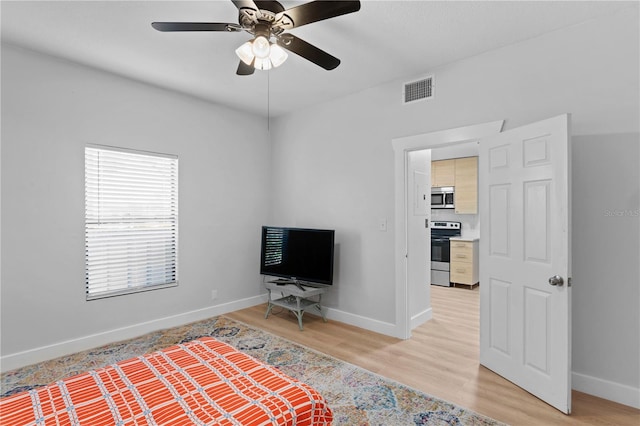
[{"xmin": 0, "ymin": 337, "xmax": 333, "ymax": 425}]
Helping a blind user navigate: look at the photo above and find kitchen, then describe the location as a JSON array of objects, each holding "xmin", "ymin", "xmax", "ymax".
[{"xmin": 429, "ymin": 142, "xmax": 480, "ymax": 289}]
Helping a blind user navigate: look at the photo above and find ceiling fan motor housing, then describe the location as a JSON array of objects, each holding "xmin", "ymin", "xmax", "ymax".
[
  {"xmin": 239, "ymin": 7, "xmax": 292, "ymax": 37},
  {"xmin": 253, "ymin": 22, "xmax": 271, "ymax": 39}
]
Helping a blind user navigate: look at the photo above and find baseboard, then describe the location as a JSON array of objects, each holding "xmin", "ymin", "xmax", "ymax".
[
  {"xmin": 0, "ymin": 295, "xmax": 265, "ymax": 373},
  {"xmin": 324, "ymin": 307, "xmax": 398, "ymax": 337},
  {"xmin": 572, "ymin": 371, "xmax": 640, "ymax": 409},
  {"xmin": 410, "ymin": 307, "xmax": 433, "ymax": 330}
]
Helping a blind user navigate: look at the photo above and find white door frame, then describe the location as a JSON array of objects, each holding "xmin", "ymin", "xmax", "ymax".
[{"xmin": 391, "ymin": 120, "xmax": 504, "ymax": 339}]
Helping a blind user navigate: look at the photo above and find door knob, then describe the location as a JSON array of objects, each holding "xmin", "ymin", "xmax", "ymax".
[{"xmin": 548, "ymin": 275, "xmax": 564, "ymax": 286}]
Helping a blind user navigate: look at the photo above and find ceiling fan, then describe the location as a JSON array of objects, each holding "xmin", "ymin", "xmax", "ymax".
[{"xmin": 152, "ymin": 0, "xmax": 361, "ymax": 76}]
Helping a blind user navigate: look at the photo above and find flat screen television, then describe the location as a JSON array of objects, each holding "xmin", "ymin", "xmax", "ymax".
[{"xmin": 260, "ymin": 226, "xmax": 335, "ymax": 287}]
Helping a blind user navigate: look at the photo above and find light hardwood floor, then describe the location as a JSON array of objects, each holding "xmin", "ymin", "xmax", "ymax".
[{"xmin": 227, "ymin": 285, "xmax": 640, "ymax": 425}]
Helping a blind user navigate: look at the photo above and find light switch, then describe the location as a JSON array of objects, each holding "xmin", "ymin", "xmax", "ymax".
[{"xmin": 379, "ymin": 219, "xmax": 387, "ymax": 232}]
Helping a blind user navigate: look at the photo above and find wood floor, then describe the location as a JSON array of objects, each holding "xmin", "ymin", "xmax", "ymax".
[{"xmin": 227, "ymin": 285, "xmax": 640, "ymax": 425}]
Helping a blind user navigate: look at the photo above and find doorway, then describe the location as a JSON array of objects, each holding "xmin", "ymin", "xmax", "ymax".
[
  {"xmin": 429, "ymin": 141, "xmax": 481, "ymax": 291},
  {"xmin": 391, "ymin": 120, "xmax": 504, "ymax": 339}
]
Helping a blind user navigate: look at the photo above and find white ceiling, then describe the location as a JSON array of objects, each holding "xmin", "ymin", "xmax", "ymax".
[{"xmin": 2, "ymin": 1, "xmax": 635, "ymax": 117}]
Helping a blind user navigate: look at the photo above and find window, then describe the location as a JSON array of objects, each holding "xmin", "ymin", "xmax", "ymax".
[
  {"xmin": 263, "ymin": 227, "xmax": 285, "ymax": 267},
  {"xmin": 85, "ymin": 145, "xmax": 178, "ymax": 300}
]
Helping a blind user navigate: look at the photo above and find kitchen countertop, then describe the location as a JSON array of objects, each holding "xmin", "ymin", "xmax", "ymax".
[{"xmin": 449, "ymin": 236, "xmax": 479, "ymax": 242}]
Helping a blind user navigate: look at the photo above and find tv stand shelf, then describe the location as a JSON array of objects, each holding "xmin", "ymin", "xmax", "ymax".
[{"xmin": 264, "ymin": 281, "xmax": 328, "ymax": 330}]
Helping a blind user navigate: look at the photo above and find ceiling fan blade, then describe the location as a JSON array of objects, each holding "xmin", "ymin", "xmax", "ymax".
[
  {"xmin": 276, "ymin": 34, "xmax": 340, "ymax": 70},
  {"xmin": 277, "ymin": 1, "xmax": 360, "ymax": 29},
  {"xmin": 231, "ymin": 0, "xmax": 258, "ymax": 11},
  {"xmin": 151, "ymin": 22, "xmax": 242, "ymax": 32},
  {"xmin": 236, "ymin": 59, "xmax": 255, "ymax": 76},
  {"xmin": 254, "ymin": 1, "xmax": 285, "ymax": 13},
  {"xmin": 233, "ymin": 0, "xmax": 284, "ymax": 13}
]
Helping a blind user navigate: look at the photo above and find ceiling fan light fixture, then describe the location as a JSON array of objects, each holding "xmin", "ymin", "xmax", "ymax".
[
  {"xmin": 235, "ymin": 41, "xmax": 254, "ymax": 66},
  {"xmin": 251, "ymin": 35, "xmax": 271, "ymax": 59},
  {"xmin": 269, "ymin": 44, "xmax": 288, "ymax": 68},
  {"xmin": 253, "ymin": 57, "xmax": 272, "ymax": 71},
  {"xmin": 235, "ymin": 38, "xmax": 288, "ymax": 70}
]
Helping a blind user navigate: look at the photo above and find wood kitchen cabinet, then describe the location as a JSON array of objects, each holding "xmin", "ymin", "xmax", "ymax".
[
  {"xmin": 449, "ymin": 239, "xmax": 479, "ymax": 288},
  {"xmin": 431, "ymin": 159, "xmax": 455, "ymax": 187},
  {"xmin": 430, "ymin": 156, "xmax": 478, "ymax": 214},
  {"xmin": 454, "ymin": 156, "xmax": 478, "ymax": 214}
]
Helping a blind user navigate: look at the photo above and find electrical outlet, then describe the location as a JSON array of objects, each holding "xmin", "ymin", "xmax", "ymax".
[{"xmin": 211, "ymin": 290, "xmax": 218, "ymax": 301}]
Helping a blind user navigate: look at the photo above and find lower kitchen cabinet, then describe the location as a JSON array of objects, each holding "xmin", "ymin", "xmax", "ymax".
[{"xmin": 449, "ymin": 238, "xmax": 479, "ymax": 288}]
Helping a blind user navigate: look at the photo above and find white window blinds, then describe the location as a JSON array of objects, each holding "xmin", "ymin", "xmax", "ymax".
[
  {"xmin": 264, "ymin": 227, "xmax": 285, "ymax": 267},
  {"xmin": 85, "ymin": 145, "xmax": 178, "ymax": 300}
]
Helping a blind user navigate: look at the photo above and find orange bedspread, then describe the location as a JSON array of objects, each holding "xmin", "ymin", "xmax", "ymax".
[{"xmin": 0, "ymin": 337, "xmax": 333, "ymax": 425}]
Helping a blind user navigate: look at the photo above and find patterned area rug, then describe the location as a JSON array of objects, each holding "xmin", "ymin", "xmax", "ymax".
[{"xmin": 1, "ymin": 316, "xmax": 505, "ymax": 425}]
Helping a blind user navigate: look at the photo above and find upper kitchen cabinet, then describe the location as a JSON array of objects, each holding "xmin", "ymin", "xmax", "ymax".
[
  {"xmin": 431, "ymin": 156, "xmax": 478, "ymax": 214},
  {"xmin": 454, "ymin": 156, "xmax": 478, "ymax": 214},
  {"xmin": 431, "ymin": 159, "xmax": 456, "ymax": 187}
]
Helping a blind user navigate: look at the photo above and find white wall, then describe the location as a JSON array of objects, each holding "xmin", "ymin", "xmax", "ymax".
[
  {"xmin": 571, "ymin": 133, "xmax": 640, "ymax": 407},
  {"xmin": 1, "ymin": 44, "xmax": 270, "ymax": 366},
  {"xmin": 268, "ymin": 6, "xmax": 639, "ymax": 406}
]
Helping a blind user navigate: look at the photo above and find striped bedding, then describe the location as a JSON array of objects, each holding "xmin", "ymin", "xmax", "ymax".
[{"xmin": 0, "ymin": 337, "xmax": 332, "ymax": 425}]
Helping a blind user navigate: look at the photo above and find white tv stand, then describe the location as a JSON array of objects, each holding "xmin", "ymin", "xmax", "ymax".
[{"xmin": 264, "ymin": 280, "xmax": 328, "ymax": 330}]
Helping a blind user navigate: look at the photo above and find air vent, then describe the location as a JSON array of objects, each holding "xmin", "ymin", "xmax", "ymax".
[{"xmin": 403, "ymin": 76, "xmax": 434, "ymax": 104}]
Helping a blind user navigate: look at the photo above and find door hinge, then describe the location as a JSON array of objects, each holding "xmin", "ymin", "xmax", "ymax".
[
  {"xmin": 568, "ymin": 277, "xmax": 572, "ymax": 287},
  {"xmin": 425, "ymin": 219, "xmax": 429, "ymax": 228}
]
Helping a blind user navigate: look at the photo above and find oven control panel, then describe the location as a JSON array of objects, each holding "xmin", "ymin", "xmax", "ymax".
[{"xmin": 432, "ymin": 221, "xmax": 461, "ymax": 230}]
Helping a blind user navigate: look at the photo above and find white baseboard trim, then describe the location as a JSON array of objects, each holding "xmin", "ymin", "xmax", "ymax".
[
  {"xmin": 572, "ymin": 371, "xmax": 640, "ymax": 409},
  {"xmin": 410, "ymin": 308, "xmax": 433, "ymax": 330},
  {"xmin": 0, "ymin": 295, "xmax": 265, "ymax": 373},
  {"xmin": 325, "ymin": 307, "xmax": 398, "ymax": 337}
]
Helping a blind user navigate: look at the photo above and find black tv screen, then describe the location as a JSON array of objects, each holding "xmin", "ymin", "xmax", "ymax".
[{"xmin": 260, "ymin": 226, "xmax": 335, "ymax": 286}]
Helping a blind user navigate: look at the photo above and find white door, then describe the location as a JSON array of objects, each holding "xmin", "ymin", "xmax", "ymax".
[{"xmin": 479, "ymin": 114, "xmax": 572, "ymax": 413}]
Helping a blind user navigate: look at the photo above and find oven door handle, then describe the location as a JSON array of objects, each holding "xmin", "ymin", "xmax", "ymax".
[{"xmin": 431, "ymin": 237, "xmax": 450, "ymax": 243}]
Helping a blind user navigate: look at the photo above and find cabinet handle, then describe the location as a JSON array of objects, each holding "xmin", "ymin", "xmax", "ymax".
[
  {"xmin": 456, "ymin": 268, "xmax": 466, "ymax": 273},
  {"xmin": 455, "ymin": 254, "xmax": 467, "ymax": 258}
]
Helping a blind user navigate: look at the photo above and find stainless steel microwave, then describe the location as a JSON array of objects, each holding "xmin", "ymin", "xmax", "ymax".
[{"xmin": 431, "ymin": 187, "xmax": 455, "ymax": 209}]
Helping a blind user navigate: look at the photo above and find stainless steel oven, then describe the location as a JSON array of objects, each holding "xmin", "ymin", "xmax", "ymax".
[
  {"xmin": 431, "ymin": 221, "xmax": 461, "ymax": 286},
  {"xmin": 431, "ymin": 187, "xmax": 455, "ymax": 209}
]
